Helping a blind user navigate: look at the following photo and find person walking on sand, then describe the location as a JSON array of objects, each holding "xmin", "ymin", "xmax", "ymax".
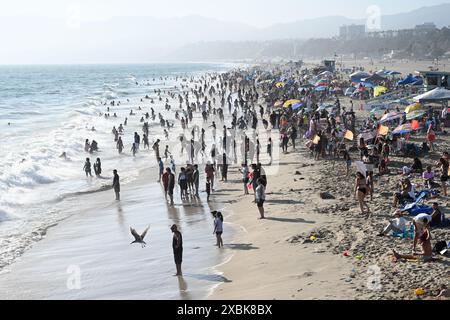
[
  {"xmin": 267, "ymin": 138, "xmax": 273, "ymax": 165},
  {"xmin": 255, "ymin": 178, "xmax": 266, "ymax": 219},
  {"xmin": 355, "ymin": 172, "xmax": 370, "ymax": 215},
  {"xmin": 438, "ymin": 157, "xmax": 449, "ymax": 196},
  {"xmin": 113, "ymin": 169, "xmax": 120, "ymax": 201},
  {"xmin": 213, "ymin": 212, "xmax": 224, "ymax": 248},
  {"xmin": 171, "ymin": 224, "xmax": 183, "ymax": 276},
  {"xmin": 239, "ymin": 163, "xmax": 249, "ymax": 195},
  {"xmin": 427, "ymin": 124, "xmax": 436, "ymax": 152},
  {"xmin": 83, "ymin": 158, "xmax": 93, "ymax": 177}
]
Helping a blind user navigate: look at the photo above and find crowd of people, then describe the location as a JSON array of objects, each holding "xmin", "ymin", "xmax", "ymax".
[{"xmin": 75, "ymin": 62, "xmax": 449, "ymax": 279}]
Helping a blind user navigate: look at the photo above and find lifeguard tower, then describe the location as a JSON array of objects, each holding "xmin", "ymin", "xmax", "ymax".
[
  {"xmin": 323, "ymin": 60, "xmax": 336, "ymax": 72},
  {"xmin": 416, "ymin": 71, "xmax": 450, "ymax": 91}
]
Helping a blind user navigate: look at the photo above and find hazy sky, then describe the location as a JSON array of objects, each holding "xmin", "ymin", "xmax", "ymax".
[
  {"xmin": 1, "ymin": 0, "xmax": 449, "ymax": 27},
  {"xmin": 0, "ymin": 0, "xmax": 448, "ymax": 64}
]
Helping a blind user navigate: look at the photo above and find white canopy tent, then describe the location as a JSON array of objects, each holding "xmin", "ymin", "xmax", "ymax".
[{"xmin": 413, "ymin": 87, "xmax": 450, "ymax": 102}]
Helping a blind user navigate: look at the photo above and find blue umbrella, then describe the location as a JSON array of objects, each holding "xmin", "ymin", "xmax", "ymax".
[{"xmin": 292, "ymin": 103, "xmax": 304, "ymax": 110}]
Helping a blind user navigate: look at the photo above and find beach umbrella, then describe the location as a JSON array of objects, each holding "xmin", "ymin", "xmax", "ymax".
[
  {"xmin": 405, "ymin": 103, "xmax": 422, "ymax": 113},
  {"xmin": 363, "ymin": 74, "xmax": 386, "ymax": 83},
  {"xmin": 315, "ymin": 86, "xmax": 327, "ymax": 92},
  {"xmin": 379, "ymin": 111, "xmax": 405, "ymax": 123},
  {"xmin": 357, "ymin": 130, "xmax": 377, "ymax": 142},
  {"xmin": 292, "ymin": 102, "xmax": 305, "ymax": 111},
  {"xmin": 374, "ymin": 86, "xmax": 388, "ymax": 97},
  {"xmin": 319, "ymin": 71, "xmax": 333, "ymax": 77},
  {"xmin": 378, "ymin": 125, "xmax": 390, "ymax": 136},
  {"xmin": 283, "ymin": 99, "xmax": 301, "ymax": 108},
  {"xmin": 276, "ymin": 82, "xmax": 285, "ymax": 88},
  {"xmin": 406, "ymin": 110, "xmax": 426, "ymax": 121},
  {"xmin": 393, "ymin": 124, "xmax": 413, "ymax": 135},
  {"xmin": 344, "ymin": 130, "xmax": 354, "ymax": 141},
  {"xmin": 345, "ymin": 87, "xmax": 356, "ymax": 96},
  {"xmin": 350, "ymin": 71, "xmax": 371, "ymax": 83},
  {"xmin": 397, "ymin": 75, "xmax": 421, "ymax": 86},
  {"xmin": 317, "ymin": 104, "xmax": 335, "ymax": 111},
  {"xmin": 274, "ymin": 100, "xmax": 284, "ymax": 108}
]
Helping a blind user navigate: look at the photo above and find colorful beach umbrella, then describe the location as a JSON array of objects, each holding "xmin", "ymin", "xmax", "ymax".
[
  {"xmin": 378, "ymin": 125, "xmax": 390, "ymax": 136},
  {"xmin": 292, "ymin": 102, "xmax": 305, "ymax": 111},
  {"xmin": 274, "ymin": 100, "xmax": 284, "ymax": 107},
  {"xmin": 357, "ymin": 130, "xmax": 377, "ymax": 142},
  {"xmin": 276, "ymin": 82, "xmax": 285, "ymax": 88},
  {"xmin": 283, "ymin": 99, "xmax": 301, "ymax": 108},
  {"xmin": 374, "ymin": 86, "xmax": 388, "ymax": 97},
  {"xmin": 405, "ymin": 103, "xmax": 421, "ymax": 114},
  {"xmin": 379, "ymin": 111, "xmax": 405, "ymax": 124},
  {"xmin": 406, "ymin": 110, "xmax": 426, "ymax": 121},
  {"xmin": 393, "ymin": 124, "xmax": 413, "ymax": 135}
]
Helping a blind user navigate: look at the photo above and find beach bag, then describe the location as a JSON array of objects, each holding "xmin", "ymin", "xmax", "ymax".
[{"xmin": 433, "ymin": 241, "xmax": 448, "ymax": 255}]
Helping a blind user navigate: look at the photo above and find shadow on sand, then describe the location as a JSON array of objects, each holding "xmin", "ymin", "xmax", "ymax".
[
  {"xmin": 225, "ymin": 243, "xmax": 260, "ymax": 250},
  {"xmin": 265, "ymin": 217, "xmax": 315, "ymax": 224}
]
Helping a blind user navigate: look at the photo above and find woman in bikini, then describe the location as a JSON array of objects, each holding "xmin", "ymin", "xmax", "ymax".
[{"xmin": 355, "ymin": 172, "xmax": 370, "ymax": 215}]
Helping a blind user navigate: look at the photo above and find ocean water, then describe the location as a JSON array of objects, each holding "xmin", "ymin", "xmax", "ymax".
[{"xmin": 0, "ymin": 63, "xmax": 234, "ymax": 270}]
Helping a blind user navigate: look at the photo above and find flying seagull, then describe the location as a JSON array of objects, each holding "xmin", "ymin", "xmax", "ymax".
[{"xmin": 130, "ymin": 226, "xmax": 150, "ymax": 248}]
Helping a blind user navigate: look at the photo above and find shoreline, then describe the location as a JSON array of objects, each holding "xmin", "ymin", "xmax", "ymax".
[{"xmin": 209, "ymin": 147, "xmax": 358, "ymax": 300}]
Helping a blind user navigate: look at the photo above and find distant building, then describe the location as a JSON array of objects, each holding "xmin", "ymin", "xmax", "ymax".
[
  {"xmin": 339, "ymin": 24, "xmax": 366, "ymax": 40},
  {"xmin": 415, "ymin": 22, "xmax": 436, "ymax": 31}
]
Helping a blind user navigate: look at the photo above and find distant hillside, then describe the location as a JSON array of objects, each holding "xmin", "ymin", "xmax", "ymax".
[
  {"xmin": 167, "ymin": 28, "xmax": 450, "ymax": 61},
  {"xmin": 261, "ymin": 3, "xmax": 450, "ymax": 39},
  {"xmin": 1, "ymin": 3, "xmax": 450, "ymax": 63}
]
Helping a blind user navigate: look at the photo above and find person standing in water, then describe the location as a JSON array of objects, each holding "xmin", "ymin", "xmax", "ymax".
[
  {"xmin": 94, "ymin": 158, "xmax": 102, "ymax": 177},
  {"xmin": 117, "ymin": 137, "xmax": 124, "ymax": 154},
  {"xmin": 162, "ymin": 167, "xmax": 170, "ymax": 200},
  {"xmin": 170, "ymin": 155, "xmax": 176, "ymax": 174},
  {"xmin": 143, "ymin": 134, "xmax": 150, "ymax": 150},
  {"xmin": 193, "ymin": 164, "xmax": 200, "ymax": 198},
  {"xmin": 131, "ymin": 142, "xmax": 138, "ymax": 157},
  {"xmin": 113, "ymin": 169, "xmax": 120, "ymax": 201},
  {"xmin": 167, "ymin": 168, "xmax": 175, "ymax": 206},
  {"xmin": 134, "ymin": 132, "xmax": 141, "ymax": 150},
  {"xmin": 83, "ymin": 158, "xmax": 93, "ymax": 177},
  {"xmin": 153, "ymin": 139, "xmax": 161, "ymax": 161},
  {"xmin": 171, "ymin": 224, "xmax": 183, "ymax": 276},
  {"xmin": 84, "ymin": 139, "xmax": 90, "ymax": 152},
  {"xmin": 158, "ymin": 157, "xmax": 164, "ymax": 183}
]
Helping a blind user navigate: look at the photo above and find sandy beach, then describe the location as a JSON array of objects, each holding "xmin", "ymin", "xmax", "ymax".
[{"xmin": 1, "ymin": 58, "xmax": 449, "ymax": 301}]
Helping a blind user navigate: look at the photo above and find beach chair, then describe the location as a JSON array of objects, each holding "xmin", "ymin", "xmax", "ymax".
[{"xmin": 402, "ymin": 191, "xmax": 433, "ymax": 216}]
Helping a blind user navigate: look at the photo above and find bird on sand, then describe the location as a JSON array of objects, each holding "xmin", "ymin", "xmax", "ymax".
[{"xmin": 130, "ymin": 226, "xmax": 150, "ymax": 248}]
